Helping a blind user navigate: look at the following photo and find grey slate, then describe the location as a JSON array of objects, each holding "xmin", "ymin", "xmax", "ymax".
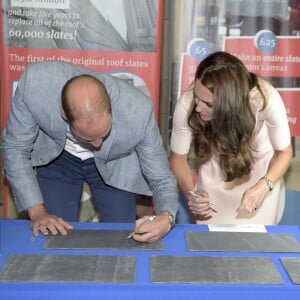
[
  {"xmin": 186, "ymin": 231, "xmax": 300, "ymax": 252},
  {"xmin": 151, "ymin": 255, "xmax": 283, "ymax": 284},
  {"xmin": 0, "ymin": 254, "xmax": 136, "ymax": 282},
  {"xmin": 44, "ymin": 229, "xmax": 163, "ymax": 250},
  {"xmin": 280, "ymin": 257, "xmax": 300, "ymax": 284}
]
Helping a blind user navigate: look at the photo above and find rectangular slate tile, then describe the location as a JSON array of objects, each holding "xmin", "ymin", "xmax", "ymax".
[
  {"xmin": 186, "ymin": 231, "xmax": 300, "ymax": 252},
  {"xmin": 44, "ymin": 229, "xmax": 163, "ymax": 250},
  {"xmin": 151, "ymin": 255, "xmax": 283, "ymax": 284},
  {"xmin": 0, "ymin": 254, "xmax": 136, "ymax": 282},
  {"xmin": 280, "ymin": 257, "xmax": 300, "ymax": 284}
]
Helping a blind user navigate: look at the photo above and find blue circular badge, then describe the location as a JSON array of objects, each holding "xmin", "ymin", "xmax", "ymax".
[
  {"xmin": 254, "ymin": 30, "xmax": 277, "ymax": 53},
  {"xmin": 188, "ymin": 38, "xmax": 211, "ymax": 62}
]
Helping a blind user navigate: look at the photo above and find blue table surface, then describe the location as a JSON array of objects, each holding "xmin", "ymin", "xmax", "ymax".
[{"xmin": 1, "ymin": 218, "xmax": 300, "ymax": 300}]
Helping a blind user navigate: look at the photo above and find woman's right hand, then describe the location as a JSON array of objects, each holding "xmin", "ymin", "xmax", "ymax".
[{"xmin": 186, "ymin": 189, "xmax": 215, "ymax": 218}]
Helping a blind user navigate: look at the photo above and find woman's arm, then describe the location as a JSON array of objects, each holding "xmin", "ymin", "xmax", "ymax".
[
  {"xmin": 169, "ymin": 151, "xmax": 194, "ymax": 198},
  {"xmin": 263, "ymin": 144, "xmax": 293, "ymax": 188},
  {"xmin": 237, "ymin": 82, "xmax": 293, "ymax": 214}
]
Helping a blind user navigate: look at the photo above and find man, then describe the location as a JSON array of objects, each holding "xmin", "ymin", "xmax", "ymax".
[{"xmin": 2, "ymin": 61, "xmax": 179, "ymax": 242}]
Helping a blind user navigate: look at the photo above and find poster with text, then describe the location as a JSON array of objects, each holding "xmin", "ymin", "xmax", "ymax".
[
  {"xmin": 169, "ymin": 0, "xmax": 300, "ymax": 205},
  {"xmin": 170, "ymin": 0, "xmax": 299, "ymax": 138},
  {"xmin": 0, "ymin": 0, "xmax": 163, "ymax": 217}
]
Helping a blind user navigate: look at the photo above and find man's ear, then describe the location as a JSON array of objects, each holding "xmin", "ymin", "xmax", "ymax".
[{"xmin": 61, "ymin": 108, "xmax": 67, "ymax": 121}]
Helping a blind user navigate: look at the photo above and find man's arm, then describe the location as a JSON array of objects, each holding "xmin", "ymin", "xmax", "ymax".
[
  {"xmin": 2, "ymin": 63, "xmax": 73, "ymax": 235},
  {"xmin": 133, "ymin": 106, "xmax": 179, "ymax": 242},
  {"xmin": 2, "ymin": 65, "xmax": 44, "ymax": 212},
  {"xmin": 136, "ymin": 108, "xmax": 179, "ymax": 216}
]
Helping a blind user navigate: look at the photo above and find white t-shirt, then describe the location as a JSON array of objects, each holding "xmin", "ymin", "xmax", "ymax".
[{"xmin": 64, "ymin": 125, "xmax": 94, "ymax": 160}]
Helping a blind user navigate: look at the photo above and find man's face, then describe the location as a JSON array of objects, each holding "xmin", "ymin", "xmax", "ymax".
[{"xmin": 69, "ymin": 114, "xmax": 112, "ymax": 149}]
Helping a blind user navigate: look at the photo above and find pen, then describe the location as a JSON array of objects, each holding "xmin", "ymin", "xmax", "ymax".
[
  {"xmin": 126, "ymin": 215, "xmax": 156, "ymax": 239},
  {"xmin": 188, "ymin": 191, "xmax": 217, "ymax": 206}
]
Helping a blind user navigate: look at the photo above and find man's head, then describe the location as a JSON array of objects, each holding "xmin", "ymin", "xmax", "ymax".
[{"xmin": 61, "ymin": 74, "xmax": 112, "ymax": 148}]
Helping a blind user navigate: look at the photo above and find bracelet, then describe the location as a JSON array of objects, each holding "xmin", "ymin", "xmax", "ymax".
[{"xmin": 262, "ymin": 176, "xmax": 274, "ymax": 191}]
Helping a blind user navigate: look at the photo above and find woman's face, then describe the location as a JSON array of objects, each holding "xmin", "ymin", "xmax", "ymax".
[{"xmin": 193, "ymin": 79, "xmax": 214, "ymax": 121}]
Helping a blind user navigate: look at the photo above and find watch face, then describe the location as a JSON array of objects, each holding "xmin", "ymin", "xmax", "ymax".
[
  {"xmin": 160, "ymin": 211, "xmax": 175, "ymax": 227},
  {"xmin": 168, "ymin": 214, "xmax": 175, "ymax": 227},
  {"xmin": 267, "ymin": 178, "xmax": 273, "ymax": 191},
  {"xmin": 263, "ymin": 176, "xmax": 273, "ymax": 191}
]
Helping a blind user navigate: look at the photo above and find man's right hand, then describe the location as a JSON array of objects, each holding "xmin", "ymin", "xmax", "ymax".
[{"xmin": 28, "ymin": 204, "xmax": 73, "ymax": 236}]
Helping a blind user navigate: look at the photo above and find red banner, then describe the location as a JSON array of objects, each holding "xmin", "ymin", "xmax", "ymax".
[
  {"xmin": 224, "ymin": 36, "xmax": 300, "ymax": 78},
  {"xmin": 0, "ymin": 0, "xmax": 164, "ymax": 217}
]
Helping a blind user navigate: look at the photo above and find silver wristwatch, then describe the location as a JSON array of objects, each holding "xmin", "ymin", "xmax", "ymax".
[
  {"xmin": 160, "ymin": 210, "xmax": 175, "ymax": 227},
  {"xmin": 168, "ymin": 214, "xmax": 175, "ymax": 227},
  {"xmin": 263, "ymin": 176, "xmax": 274, "ymax": 191}
]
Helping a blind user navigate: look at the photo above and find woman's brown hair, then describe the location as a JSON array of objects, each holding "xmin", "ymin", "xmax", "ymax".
[{"xmin": 188, "ymin": 51, "xmax": 266, "ymax": 181}]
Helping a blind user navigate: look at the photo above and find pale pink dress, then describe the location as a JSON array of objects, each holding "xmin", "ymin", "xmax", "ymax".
[{"xmin": 170, "ymin": 81, "xmax": 291, "ymax": 225}]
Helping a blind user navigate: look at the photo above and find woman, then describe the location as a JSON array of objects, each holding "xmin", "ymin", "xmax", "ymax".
[{"xmin": 170, "ymin": 51, "xmax": 293, "ymax": 224}]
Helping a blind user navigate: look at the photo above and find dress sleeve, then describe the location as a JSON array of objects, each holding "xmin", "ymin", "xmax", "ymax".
[
  {"xmin": 259, "ymin": 84, "xmax": 291, "ymax": 150},
  {"xmin": 170, "ymin": 90, "xmax": 193, "ymax": 154}
]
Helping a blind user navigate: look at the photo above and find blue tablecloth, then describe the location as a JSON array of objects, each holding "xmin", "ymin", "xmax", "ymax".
[{"xmin": 1, "ymin": 218, "xmax": 300, "ymax": 300}]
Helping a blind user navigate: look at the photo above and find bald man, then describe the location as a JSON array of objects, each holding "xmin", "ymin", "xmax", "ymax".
[{"xmin": 2, "ymin": 61, "xmax": 179, "ymax": 243}]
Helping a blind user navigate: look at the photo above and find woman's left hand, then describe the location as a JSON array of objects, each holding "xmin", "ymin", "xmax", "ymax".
[{"xmin": 237, "ymin": 178, "xmax": 270, "ymax": 215}]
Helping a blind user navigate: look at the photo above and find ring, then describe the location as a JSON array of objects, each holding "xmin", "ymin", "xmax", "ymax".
[{"xmin": 252, "ymin": 206, "xmax": 257, "ymax": 212}]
